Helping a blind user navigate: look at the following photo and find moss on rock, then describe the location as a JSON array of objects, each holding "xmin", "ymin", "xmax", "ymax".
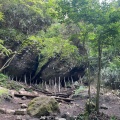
[{"xmin": 27, "ymin": 96, "xmax": 60, "ymax": 117}]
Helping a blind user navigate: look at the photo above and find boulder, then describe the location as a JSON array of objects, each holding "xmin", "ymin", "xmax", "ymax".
[
  {"xmin": 5, "ymin": 46, "xmax": 38, "ymax": 79},
  {"xmin": 33, "ymin": 38, "xmax": 87, "ymax": 85},
  {"xmin": 27, "ymin": 96, "xmax": 60, "ymax": 118}
]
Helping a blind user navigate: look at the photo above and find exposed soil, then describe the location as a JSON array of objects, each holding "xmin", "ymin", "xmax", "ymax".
[{"xmin": 0, "ymin": 85, "xmax": 120, "ymax": 120}]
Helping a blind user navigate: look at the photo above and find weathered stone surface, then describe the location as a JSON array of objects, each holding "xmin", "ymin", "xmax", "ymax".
[
  {"xmin": 100, "ymin": 104, "xmax": 108, "ymax": 110},
  {"xmin": 32, "ymin": 38, "xmax": 87, "ymax": 84},
  {"xmin": 0, "ymin": 108, "xmax": 6, "ymax": 114},
  {"xmin": 29, "ymin": 118, "xmax": 40, "ymax": 120},
  {"xmin": 14, "ymin": 109, "xmax": 27, "ymax": 115},
  {"xmin": 0, "ymin": 108, "xmax": 15, "ymax": 114},
  {"xmin": 40, "ymin": 58, "xmax": 86, "ymax": 83},
  {"xmin": 27, "ymin": 96, "xmax": 60, "ymax": 118},
  {"xmin": 55, "ymin": 118, "xmax": 66, "ymax": 120},
  {"xmin": 5, "ymin": 46, "xmax": 38, "ymax": 79},
  {"xmin": 21, "ymin": 96, "xmax": 27, "ymax": 100},
  {"xmin": 21, "ymin": 104, "xmax": 28, "ymax": 109},
  {"xmin": 16, "ymin": 116, "xmax": 22, "ymax": 120},
  {"xmin": 6, "ymin": 109, "xmax": 15, "ymax": 114},
  {"xmin": 2, "ymin": 36, "xmax": 86, "ymax": 85}
]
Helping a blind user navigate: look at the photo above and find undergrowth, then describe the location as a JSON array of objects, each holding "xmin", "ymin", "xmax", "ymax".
[
  {"xmin": 0, "ymin": 73, "xmax": 24, "ymax": 91},
  {"xmin": 0, "ymin": 73, "xmax": 8, "ymax": 87},
  {"xmin": 74, "ymin": 86, "xmax": 86, "ymax": 95},
  {"xmin": 0, "ymin": 88, "xmax": 8, "ymax": 96}
]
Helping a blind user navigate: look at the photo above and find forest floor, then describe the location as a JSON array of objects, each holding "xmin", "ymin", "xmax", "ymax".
[{"xmin": 0, "ymin": 84, "xmax": 120, "ymax": 120}]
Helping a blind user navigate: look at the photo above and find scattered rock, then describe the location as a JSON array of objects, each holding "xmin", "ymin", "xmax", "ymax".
[
  {"xmin": 0, "ymin": 108, "xmax": 15, "ymax": 114},
  {"xmin": 6, "ymin": 109, "xmax": 15, "ymax": 114},
  {"xmin": 16, "ymin": 116, "xmax": 22, "ymax": 120},
  {"xmin": 19, "ymin": 90, "xmax": 28, "ymax": 95},
  {"xmin": 100, "ymin": 104, "xmax": 108, "ymax": 110},
  {"xmin": 27, "ymin": 96, "xmax": 60, "ymax": 118},
  {"xmin": 19, "ymin": 88, "xmax": 25, "ymax": 92},
  {"xmin": 89, "ymin": 111, "xmax": 110, "ymax": 120},
  {"xmin": 14, "ymin": 109, "xmax": 27, "ymax": 115},
  {"xmin": 61, "ymin": 112, "xmax": 71, "ymax": 120},
  {"xmin": 28, "ymin": 118, "xmax": 40, "ymax": 120},
  {"xmin": 21, "ymin": 104, "xmax": 28, "ymax": 109},
  {"xmin": 55, "ymin": 117, "xmax": 66, "ymax": 120},
  {"xmin": 39, "ymin": 116, "xmax": 46, "ymax": 120},
  {"xmin": 21, "ymin": 96, "xmax": 27, "ymax": 100},
  {"xmin": 9, "ymin": 90, "xmax": 15, "ymax": 98},
  {"xmin": 39, "ymin": 116, "xmax": 58, "ymax": 120},
  {"xmin": 0, "ymin": 108, "xmax": 6, "ymax": 114},
  {"xmin": 73, "ymin": 81, "xmax": 79, "ymax": 88},
  {"xmin": 32, "ymin": 91, "xmax": 38, "ymax": 95}
]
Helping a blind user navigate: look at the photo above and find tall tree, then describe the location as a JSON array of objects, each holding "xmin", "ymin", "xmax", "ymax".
[{"xmin": 57, "ymin": 0, "xmax": 120, "ymax": 112}]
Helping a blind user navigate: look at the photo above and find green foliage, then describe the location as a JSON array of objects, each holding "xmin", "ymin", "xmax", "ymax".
[
  {"xmin": 110, "ymin": 116, "xmax": 117, "ymax": 120},
  {"xmin": 0, "ymin": 28, "xmax": 27, "ymax": 56},
  {"xmin": 28, "ymin": 23, "xmax": 80, "ymax": 73},
  {"xmin": 0, "ymin": 40, "xmax": 11, "ymax": 56},
  {"xmin": 0, "ymin": 73, "xmax": 8, "ymax": 87},
  {"xmin": 74, "ymin": 86, "xmax": 86, "ymax": 95},
  {"xmin": 0, "ymin": 88, "xmax": 8, "ymax": 96},
  {"xmin": 109, "ymin": 57, "xmax": 120, "ymax": 69},
  {"xmin": 6, "ymin": 81, "xmax": 24, "ymax": 91},
  {"xmin": 0, "ymin": 4, "xmax": 4, "ymax": 21},
  {"xmin": 0, "ymin": 12, "xmax": 3, "ymax": 21},
  {"xmin": 57, "ymin": 0, "xmax": 120, "ymax": 113},
  {"xmin": 0, "ymin": 74, "xmax": 23, "ymax": 91},
  {"xmin": 101, "ymin": 64, "xmax": 120, "ymax": 89},
  {"xmin": 0, "ymin": 0, "xmax": 57, "ymax": 34},
  {"xmin": 77, "ymin": 112, "xmax": 89, "ymax": 120}
]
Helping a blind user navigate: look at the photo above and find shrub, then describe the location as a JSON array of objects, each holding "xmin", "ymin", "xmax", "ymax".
[
  {"xmin": 0, "ymin": 73, "xmax": 8, "ymax": 87},
  {"xmin": 0, "ymin": 88, "xmax": 8, "ymax": 96},
  {"xmin": 101, "ymin": 66, "xmax": 120, "ymax": 89},
  {"xmin": 74, "ymin": 86, "xmax": 86, "ymax": 95}
]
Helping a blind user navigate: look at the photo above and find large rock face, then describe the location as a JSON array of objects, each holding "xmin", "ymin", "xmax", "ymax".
[
  {"xmin": 34, "ymin": 39, "xmax": 87, "ymax": 84},
  {"xmin": 5, "ymin": 46, "xmax": 38, "ymax": 80},
  {"xmin": 1, "ymin": 26, "xmax": 86, "ymax": 84},
  {"xmin": 3, "ymin": 41, "xmax": 86, "ymax": 84},
  {"xmin": 27, "ymin": 96, "xmax": 60, "ymax": 117},
  {"xmin": 40, "ymin": 58, "xmax": 86, "ymax": 83}
]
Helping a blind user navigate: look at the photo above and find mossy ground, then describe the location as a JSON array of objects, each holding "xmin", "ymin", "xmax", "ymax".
[{"xmin": 0, "ymin": 87, "xmax": 8, "ymax": 96}]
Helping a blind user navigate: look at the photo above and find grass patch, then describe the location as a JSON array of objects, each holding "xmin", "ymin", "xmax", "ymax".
[
  {"xmin": 75, "ymin": 86, "xmax": 86, "ymax": 95},
  {"xmin": 6, "ymin": 81, "xmax": 24, "ymax": 91},
  {"xmin": 0, "ymin": 73, "xmax": 24, "ymax": 91},
  {"xmin": 0, "ymin": 87, "xmax": 8, "ymax": 96},
  {"xmin": 0, "ymin": 73, "xmax": 8, "ymax": 87}
]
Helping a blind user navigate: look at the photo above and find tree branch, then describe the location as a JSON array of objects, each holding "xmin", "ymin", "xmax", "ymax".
[{"xmin": 0, "ymin": 52, "xmax": 17, "ymax": 72}]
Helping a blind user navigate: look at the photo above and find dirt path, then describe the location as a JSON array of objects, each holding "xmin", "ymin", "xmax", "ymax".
[
  {"xmin": 72, "ymin": 86, "xmax": 120, "ymax": 119},
  {"xmin": 0, "ymin": 86, "xmax": 120, "ymax": 120}
]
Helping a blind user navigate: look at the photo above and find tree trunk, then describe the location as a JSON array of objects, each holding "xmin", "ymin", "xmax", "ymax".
[
  {"xmin": 96, "ymin": 38, "xmax": 102, "ymax": 113},
  {"xmin": 87, "ymin": 61, "xmax": 91, "ymax": 113}
]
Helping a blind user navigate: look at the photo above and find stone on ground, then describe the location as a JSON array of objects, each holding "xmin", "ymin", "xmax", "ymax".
[
  {"xmin": 27, "ymin": 96, "xmax": 60, "ymax": 117},
  {"xmin": 14, "ymin": 109, "xmax": 27, "ymax": 115}
]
